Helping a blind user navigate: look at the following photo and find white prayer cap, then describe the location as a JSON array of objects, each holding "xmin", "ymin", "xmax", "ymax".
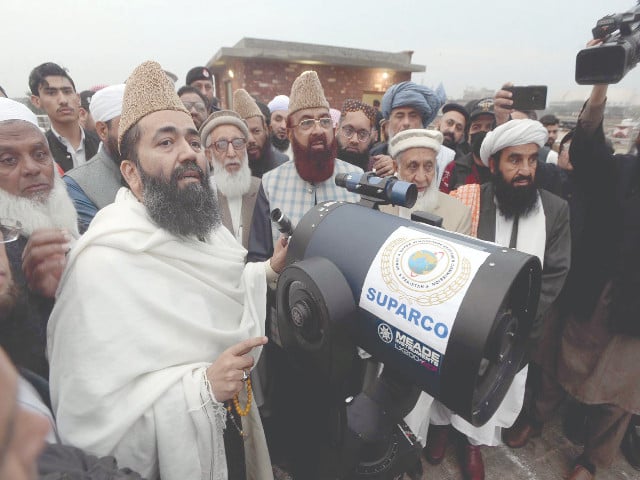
[
  {"xmin": 0, "ymin": 98, "xmax": 39, "ymax": 128},
  {"xmin": 90, "ymin": 84, "xmax": 126, "ymax": 123},
  {"xmin": 479, "ymin": 119, "xmax": 548, "ymax": 167},
  {"xmin": 268, "ymin": 95, "xmax": 289, "ymax": 113},
  {"xmin": 388, "ymin": 129, "xmax": 443, "ymax": 159}
]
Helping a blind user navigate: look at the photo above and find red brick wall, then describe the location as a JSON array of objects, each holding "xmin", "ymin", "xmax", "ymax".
[{"xmin": 213, "ymin": 59, "xmax": 410, "ymax": 110}]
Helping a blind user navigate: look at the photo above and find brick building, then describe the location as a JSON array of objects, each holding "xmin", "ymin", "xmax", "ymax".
[{"xmin": 206, "ymin": 38, "xmax": 425, "ymax": 110}]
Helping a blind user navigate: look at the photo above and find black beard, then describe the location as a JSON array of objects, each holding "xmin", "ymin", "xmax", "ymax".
[
  {"xmin": 492, "ymin": 170, "xmax": 539, "ymax": 219},
  {"xmin": 337, "ymin": 146, "xmax": 370, "ymax": 170},
  {"xmin": 139, "ymin": 161, "xmax": 220, "ymax": 238},
  {"xmin": 271, "ymin": 133, "xmax": 290, "ymax": 152},
  {"xmin": 442, "ymin": 133, "xmax": 456, "ymax": 148}
]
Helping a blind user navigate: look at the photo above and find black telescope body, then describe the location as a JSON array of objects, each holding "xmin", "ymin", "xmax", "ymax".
[
  {"xmin": 276, "ymin": 201, "xmax": 541, "ymax": 427},
  {"xmin": 576, "ymin": 3, "xmax": 640, "ymax": 84}
]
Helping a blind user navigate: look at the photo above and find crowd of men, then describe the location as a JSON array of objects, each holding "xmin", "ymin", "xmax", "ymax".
[{"xmin": 0, "ymin": 45, "xmax": 639, "ymax": 480}]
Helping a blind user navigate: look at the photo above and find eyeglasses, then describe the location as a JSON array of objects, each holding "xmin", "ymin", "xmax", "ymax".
[
  {"xmin": 340, "ymin": 126, "xmax": 372, "ymax": 142},
  {"xmin": 293, "ymin": 117, "xmax": 333, "ymax": 131},
  {"xmin": 212, "ymin": 138, "xmax": 247, "ymax": 153},
  {"xmin": 0, "ymin": 219, "xmax": 22, "ymax": 244},
  {"xmin": 182, "ymin": 101, "xmax": 207, "ymax": 113}
]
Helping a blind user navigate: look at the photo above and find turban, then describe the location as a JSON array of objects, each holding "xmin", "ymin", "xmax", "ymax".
[
  {"xmin": 479, "ymin": 119, "xmax": 548, "ymax": 167},
  {"xmin": 388, "ymin": 129, "xmax": 443, "ymax": 158},
  {"xmin": 233, "ymin": 89, "xmax": 263, "ymax": 120},
  {"xmin": 341, "ymin": 99, "xmax": 376, "ymax": 125},
  {"xmin": 118, "ymin": 61, "xmax": 189, "ymax": 148},
  {"xmin": 200, "ymin": 110, "xmax": 249, "ymax": 146},
  {"xmin": 268, "ymin": 95, "xmax": 289, "ymax": 113},
  {"xmin": 381, "ymin": 81, "xmax": 446, "ymax": 128},
  {"xmin": 288, "ymin": 71, "xmax": 329, "ymax": 116},
  {"xmin": 0, "ymin": 98, "xmax": 39, "ymax": 128},
  {"xmin": 90, "ymin": 84, "xmax": 125, "ymax": 123}
]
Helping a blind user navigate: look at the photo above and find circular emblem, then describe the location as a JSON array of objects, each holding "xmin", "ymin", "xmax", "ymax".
[
  {"xmin": 408, "ymin": 250, "xmax": 439, "ymax": 276},
  {"xmin": 377, "ymin": 323, "xmax": 393, "ymax": 344},
  {"xmin": 381, "ymin": 236, "xmax": 471, "ymax": 306}
]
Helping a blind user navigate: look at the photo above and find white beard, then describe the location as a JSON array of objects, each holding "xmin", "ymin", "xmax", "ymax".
[
  {"xmin": 399, "ymin": 182, "xmax": 440, "ymax": 219},
  {"xmin": 211, "ymin": 154, "xmax": 252, "ymax": 199},
  {"xmin": 0, "ymin": 174, "xmax": 79, "ymax": 238}
]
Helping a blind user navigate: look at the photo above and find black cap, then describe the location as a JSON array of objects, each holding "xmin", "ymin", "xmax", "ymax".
[
  {"xmin": 465, "ymin": 98, "xmax": 495, "ymax": 122},
  {"xmin": 79, "ymin": 90, "xmax": 94, "ymax": 111},
  {"xmin": 186, "ymin": 66, "xmax": 213, "ymax": 85},
  {"xmin": 442, "ymin": 103, "xmax": 470, "ymax": 125}
]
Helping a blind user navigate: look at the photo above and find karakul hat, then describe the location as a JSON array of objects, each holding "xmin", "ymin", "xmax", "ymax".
[
  {"xmin": 288, "ymin": 71, "xmax": 329, "ymax": 116},
  {"xmin": 233, "ymin": 89, "xmax": 263, "ymax": 120},
  {"xmin": 388, "ymin": 129, "xmax": 443, "ymax": 158},
  {"xmin": 118, "ymin": 61, "xmax": 189, "ymax": 148}
]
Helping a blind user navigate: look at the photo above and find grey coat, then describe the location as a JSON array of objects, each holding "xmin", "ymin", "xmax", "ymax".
[{"xmin": 217, "ymin": 177, "xmax": 261, "ymax": 249}]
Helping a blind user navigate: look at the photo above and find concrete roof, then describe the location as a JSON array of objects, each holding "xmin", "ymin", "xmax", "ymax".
[{"xmin": 207, "ymin": 37, "xmax": 426, "ymax": 73}]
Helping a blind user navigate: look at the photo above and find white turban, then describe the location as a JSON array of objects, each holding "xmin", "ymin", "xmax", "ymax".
[
  {"xmin": 479, "ymin": 119, "xmax": 548, "ymax": 166},
  {"xmin": 268, "ymin": 94, "xmax": 289, "ymax": 113},
  {"xmin": 0, "ymin": 98, "xmax": 39, "ymax": 128},
  {"xmin": 89, "ymin": 84, "xmax": 126, "ymax": 123}
]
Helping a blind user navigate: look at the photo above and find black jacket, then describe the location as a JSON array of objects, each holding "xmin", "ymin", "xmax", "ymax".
[
  {"xmin": 569, "ymin": 114, "xmax": 640, "ymax": 333},
  {"xmin": 45, "ymin": 129, "xmax": 100, "ymax": 172}
]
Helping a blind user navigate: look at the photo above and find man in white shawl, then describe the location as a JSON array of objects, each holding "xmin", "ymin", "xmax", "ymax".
[
  {"xmin": 411, "ymin": 119, "xmax": 570, "ymax": 480},
  {"xmin": 47, "ymin": 61, "xmax": 287, "ymax": 480}
]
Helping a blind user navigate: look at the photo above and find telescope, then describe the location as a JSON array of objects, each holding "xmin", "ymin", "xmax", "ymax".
[
  {"xmin": 576, "ymin": 2, "xmax": 640, "ymax": 84},
  {"xmin": 335, "ymin": 172, "xmax": 417, "ymax": 209},
  {"xmin": 270, "ymin": 177, "xmax": 542, "ymax": 478}
]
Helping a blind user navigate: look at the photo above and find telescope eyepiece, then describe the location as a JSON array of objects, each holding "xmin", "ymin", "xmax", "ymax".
[
  {"xmin": 334, "ymin": 172, "xmax": 417, "ymax": 208},
  {"xmin": 271, "ymin": 208, "xmax": 294, "ymax": 236}
]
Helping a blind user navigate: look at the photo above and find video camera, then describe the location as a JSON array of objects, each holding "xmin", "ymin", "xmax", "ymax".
[{"xmin": 576, "ymin": 2, "xmax": 640, "ymax": 84}]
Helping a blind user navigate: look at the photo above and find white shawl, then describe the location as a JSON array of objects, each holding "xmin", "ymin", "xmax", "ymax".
[{"xmin": 47, "ymin": 188, "xmax": 272, "ymax": 480}]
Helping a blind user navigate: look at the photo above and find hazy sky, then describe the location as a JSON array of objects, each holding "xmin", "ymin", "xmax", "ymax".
[{"xmin": 3, "ymin": 0, "xmax": 639, "ymax": 104}]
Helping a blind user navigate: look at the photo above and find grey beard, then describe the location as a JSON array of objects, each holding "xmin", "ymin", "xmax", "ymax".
[
  {"xmin": 139, "ymin": 162, "xmax": 220, "ymax": 239},
  {"xmin": 0, "ymin": 175, "xmax": 79, "ymax": 238}
]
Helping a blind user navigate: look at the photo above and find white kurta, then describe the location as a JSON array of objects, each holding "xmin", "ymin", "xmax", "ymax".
[{"xmin": 47, "ymin": 188, "xmax": 273, "ymax": 480}]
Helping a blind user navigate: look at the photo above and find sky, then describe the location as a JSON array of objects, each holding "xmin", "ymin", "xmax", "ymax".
[{"xmin": 3, "ymin": 0, "xmax": 640, "ymax": 105}]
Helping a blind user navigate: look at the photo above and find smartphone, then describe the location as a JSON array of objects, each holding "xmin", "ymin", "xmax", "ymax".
[{"xmin": 505, "ymin": 86, "xmax": 547, "ymax": 111}]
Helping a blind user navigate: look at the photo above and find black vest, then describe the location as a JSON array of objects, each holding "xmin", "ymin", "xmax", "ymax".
[{"xmin": 45, "ymin": 129, "xmax": 100, "ymax": 172}]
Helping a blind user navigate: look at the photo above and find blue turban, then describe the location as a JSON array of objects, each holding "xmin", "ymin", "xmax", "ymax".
[{"xmin": 381, "ymin": 81, "xmax": 446, "ymax": 128}]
